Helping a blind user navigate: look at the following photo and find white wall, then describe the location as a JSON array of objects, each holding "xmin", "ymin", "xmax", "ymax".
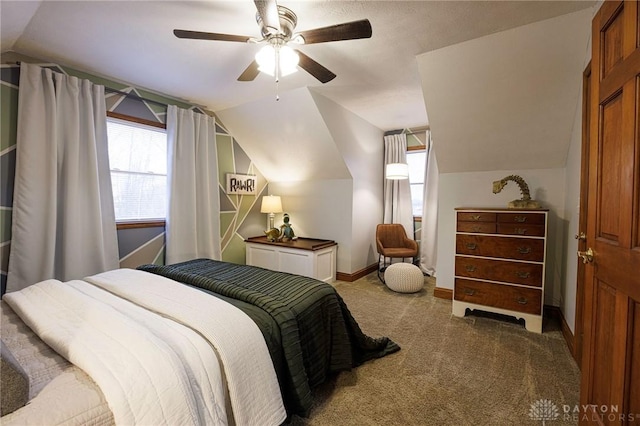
[
  {"xmin": 424, "ymin": 7, "xmax": 596, "ymax": 335},
  {"xmin": 269, "ymin": 179, "xmax": 353, "ymax": 274},
  {"xmin": 417, "ymin": 9, "xmax": 592, "ymax": 174},
  {"xmin": 270, "ymin": 92, "xmax": 385, "ymax": 275},
  {"xmin": 560, "ymin": 98, "xmax": 583, "ymax": 333},
  {"xmin": 217, "ymin": 88, "xmax": 351, "ymax": 182},
  {"xmin": 238, "ymin": 89, "xmax": 383, "ymax": 274},
  {"xmin": 435, "ymin": 168, "xmax": 568, "ymax": 306},
  {"xmin": 219, "ymin": 88, "xmax": 384, "ymax": 275},
  {"xmin": 559, "ymin": 27, "xmax": 592, "ymax": 334},
  {"xmin": 311, "ymin": 91, "xmax": 385, "ymax": 272}
]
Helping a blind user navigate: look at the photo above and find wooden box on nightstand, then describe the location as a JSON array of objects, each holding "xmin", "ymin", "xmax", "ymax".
[{"xmin": 451, "ymin": 208, "xmax": 548, "ymax": 333}]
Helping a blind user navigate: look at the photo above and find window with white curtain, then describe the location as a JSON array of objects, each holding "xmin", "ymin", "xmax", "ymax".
[
  {"xmin": 106, "ymin": 118, "xmax": 167, "ymax": 221},
  {"xmin": 406, "ymin": 150, "xmax": 426, "ymax": 217}
]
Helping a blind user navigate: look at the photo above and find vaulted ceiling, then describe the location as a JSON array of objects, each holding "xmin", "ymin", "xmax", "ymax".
[
  {"xmin": 1, "ymin": 1, "xmax": 595, "ymax": 179},
  {"xmin": 2, "ymin": 1, "xmax": 593, "ymax": 130}
]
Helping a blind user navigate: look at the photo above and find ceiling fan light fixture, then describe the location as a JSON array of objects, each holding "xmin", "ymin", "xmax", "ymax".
[
  {"xmin": 175, "ymin": 1, "xmax": 372, "ymax": 85},
  {"xmin": 256, "ymin": 44, "xmax": 275, "ymax": 75},
  {"xmin": 279, "ymin": 45, "xmax": 299, "ymax": 75},
  {"xmin": 255, "ymin": 44, "xmax": 299, "ymax": 77}
]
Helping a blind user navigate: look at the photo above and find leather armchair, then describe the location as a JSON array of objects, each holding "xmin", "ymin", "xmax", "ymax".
[{"xmin": 376, "ymin": 224, "xmax": 418, "ymax": 282}]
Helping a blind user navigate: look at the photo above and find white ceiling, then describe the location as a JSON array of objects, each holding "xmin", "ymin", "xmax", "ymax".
[{"xmin": 1, "ymin": 0, "xmax": 594, "ymax": 132}]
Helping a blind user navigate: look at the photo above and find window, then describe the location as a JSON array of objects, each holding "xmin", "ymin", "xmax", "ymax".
[
  {"xmin": 406, "ymin": 150, "xmax": 426, "ymax": 217},
  {"xmin": 106, "ymin": 118, "xmax": 167, "ymax": 222}
]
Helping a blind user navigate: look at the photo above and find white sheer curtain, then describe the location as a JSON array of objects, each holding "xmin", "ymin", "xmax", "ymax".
[
  {"xmin": 7, "ymin": 63, "xmax": 119, "ymax": 292},
  {"xmin": 383, "ymin": 133, "xmax": 413, "ymax": 237},
  {"xmin": 166, "ymin": 105, "xmax": 221, "ymax": 264},
  {"xmin": 419, "ymin": 130, "xmax": 439, "ymax": 276}
]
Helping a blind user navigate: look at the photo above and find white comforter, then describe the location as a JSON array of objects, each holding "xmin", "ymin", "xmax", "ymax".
[{"xmin": 4, "ymin": 268, "xmax": 286, "ymax": 426}]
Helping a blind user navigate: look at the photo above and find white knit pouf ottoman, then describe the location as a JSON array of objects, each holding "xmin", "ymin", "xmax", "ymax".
[{"xmin": 384, "ymin": 262, "xmax": 424, "ymax": 293}]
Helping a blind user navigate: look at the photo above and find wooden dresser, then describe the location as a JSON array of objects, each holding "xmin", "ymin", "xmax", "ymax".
[{"xmin": 451, "ymin": 208, "xmax": 548, "ymax": 333}]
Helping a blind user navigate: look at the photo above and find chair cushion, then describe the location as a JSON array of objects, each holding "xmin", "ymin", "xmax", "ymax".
[
  {"xmin": 384, "ymin": 263, "xmax": 424, "ymax": 293},
  {"xmin": 379, "ymin": 247, "xmax": 417, "ymax": 258}
]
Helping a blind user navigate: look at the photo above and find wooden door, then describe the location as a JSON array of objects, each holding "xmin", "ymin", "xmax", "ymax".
[{"xmin": 580, "ymin": 1, "xmax": 640, "ymax": 425}]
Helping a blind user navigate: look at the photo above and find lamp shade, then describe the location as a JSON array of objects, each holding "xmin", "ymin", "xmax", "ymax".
[
  {"xmin": 385, "ymin": 163, "xmax": 409, "ymax": 180},
  {"xmin": 260, "ymin": 195, "xmax": 283, "ymax": 213}
]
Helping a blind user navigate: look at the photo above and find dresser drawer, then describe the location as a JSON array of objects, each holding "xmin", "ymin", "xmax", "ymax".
[
  {"xmin": 497, "ymin": 212, "xmax": 545, "ymax": 225},
  {"xmin": 455, "ymin": 256, "xmax": 543, "ymax": 287},
  {"xmin": 456, "ymin": 235, "xmax": 545, "ymax": 261},
  {"xmin": 457, "ymin": 222, "xmax": 496, "ymax": 233},
  {"xmin": 497, "ymin": 223, "xmax": 545, "ymax": 237},
  {"xmin": 457, "ymin": 212, "xmax": 496, "ymax": 222},
  {"xmin": 454, "ymin": 279, "xmax": 542, "ymax": 315}
]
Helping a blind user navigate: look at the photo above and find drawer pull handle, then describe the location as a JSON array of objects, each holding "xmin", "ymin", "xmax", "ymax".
[
  {"xmin": 466, "ymin": 243, "xmax": 477, "ymax": 250},
  {"xmin": 516, "ymin": 271, "xmax": 531, "ymax": 279},
  {"xmin": 514, "ymin": 216, "xmax": 527, "ymax": 223},
  {"xmin": 516, "ymin": 297, "xmax": 528, "ymax": 305},
  {"xmin": 472, "ymin": 226, "xmax": 482, "ymax": 232},
  {"xmin": 464, "ymin": 289, "xmax": 476, "ymax": 296},
  {"xmin": 515, "ymin": 228, "xmax": 527, "ymax": 235},
  {"xmin": 471, "ymin": 215, "xmax": 481, "ymax": 221},
  {"xmin": 465, "ymin": 265, "xmax": 477, "ymax": 272},
  {"xmin": 517, "ymin": 246, "xmax": 531, "ymax": 254}
]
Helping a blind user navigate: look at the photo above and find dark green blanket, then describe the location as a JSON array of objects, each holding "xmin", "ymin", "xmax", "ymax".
[{"xmin": 138, "ymin": 259, "xmax": 400, "ymax": 416}]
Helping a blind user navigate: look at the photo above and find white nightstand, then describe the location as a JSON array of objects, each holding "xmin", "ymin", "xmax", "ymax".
[{"xmin": 245, "ymin": 236, "xmax": 337, "ymax": 283}]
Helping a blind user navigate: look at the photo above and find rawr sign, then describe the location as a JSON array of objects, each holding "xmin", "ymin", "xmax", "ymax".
[{"xmin": 226, "ymin": 174, "xmax": 257, "ymax": 195}]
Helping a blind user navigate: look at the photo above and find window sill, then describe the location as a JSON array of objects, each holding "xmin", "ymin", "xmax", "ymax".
[{"xmin": 116, "ymin": 220, "xmax": 165, "ymax": 230}]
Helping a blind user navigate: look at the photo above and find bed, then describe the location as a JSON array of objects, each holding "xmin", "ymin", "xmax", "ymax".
[{"xmin": 1, "ymin": 259, "xmax": 400, "ymax": 425}]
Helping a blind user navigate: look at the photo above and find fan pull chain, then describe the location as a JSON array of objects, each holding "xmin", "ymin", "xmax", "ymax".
[{"xmin": 275, "ymin": 45, "xmax": 280, "ymax": 101}]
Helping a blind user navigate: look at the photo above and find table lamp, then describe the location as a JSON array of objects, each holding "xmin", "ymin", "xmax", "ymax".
[{"xmin": 260, "ymin": 195, "xmax": 283, "ymax": 230}]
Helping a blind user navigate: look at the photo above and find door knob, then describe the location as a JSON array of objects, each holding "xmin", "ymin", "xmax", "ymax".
[
  {"xmin": 575, "ymin": 232, "xmax": 586, "ymax": 241},
  {"xmin": 577, "ymin": 247, "xmax": 594, "ymax": 264}
]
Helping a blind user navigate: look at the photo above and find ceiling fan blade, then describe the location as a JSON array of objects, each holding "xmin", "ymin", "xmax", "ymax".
[
  {"xmin": 295, "ymin": 50, "xmax": 336, "ymax": 84},
  {"xmin": 254, "ymin": 0, "xmax": 281, "ymax": 35},
  {"xmin": 237, "ymin": 60, "xmax": 260, "ymax": 82},
  {"xmin": 297, "ymin": 19, "xmax": 372, "ymax": 44},
  {"xmin": 173, "ymin": 29, "xmax": 251, "ymax": 43}
]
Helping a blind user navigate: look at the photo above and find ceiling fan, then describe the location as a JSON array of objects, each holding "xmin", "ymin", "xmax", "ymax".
[{"xmin": 173, "ymin": 0, "xmax": 372, "ymax": 84}]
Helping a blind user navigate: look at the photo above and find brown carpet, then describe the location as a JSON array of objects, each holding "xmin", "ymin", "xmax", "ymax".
[{"xmin": 286, "ymin": 272, "xmax": 581, "ymax": 425}]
